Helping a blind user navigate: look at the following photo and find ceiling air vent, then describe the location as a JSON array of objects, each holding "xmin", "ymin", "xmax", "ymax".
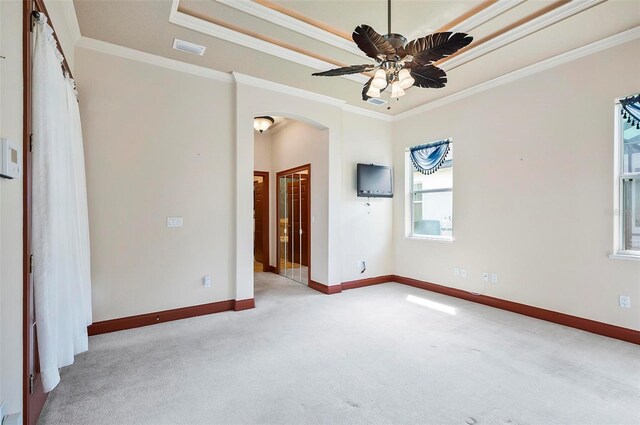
[
  {"xmin": 172, "ymin": 39, "xmax": 206, "ymax": 56},
  {"xmin": 367, "ymin": 97, "xmax": 387, "ymax": 106}
]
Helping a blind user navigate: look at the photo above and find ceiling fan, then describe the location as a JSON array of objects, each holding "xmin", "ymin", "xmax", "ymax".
[{"xmin": 312, "ymin": 0, "xmax": 473, "ymax": 103}]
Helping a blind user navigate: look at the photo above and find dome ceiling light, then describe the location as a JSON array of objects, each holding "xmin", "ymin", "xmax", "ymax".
[{"xmin": 254, "ymin": 116, "xmax": 275, "ymax": 133}]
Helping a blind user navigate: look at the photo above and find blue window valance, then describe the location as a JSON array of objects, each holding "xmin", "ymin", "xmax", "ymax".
[
  {"xmin": 620, "ymin": 94, "xmax": 640, "ymax": 130},
  {"xmin": 409, "ymin": 139, "xmax": 452, "ymax": 175}
]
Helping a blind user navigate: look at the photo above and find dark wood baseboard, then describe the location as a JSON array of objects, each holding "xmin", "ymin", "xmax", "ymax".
[
  {"xmin": 309, "ymin": 280, "xmax": 342, "ymax": 294},
  {"xmin": 307, "ymin": 275, "xmax": 394, "ymax": 294},
  {"xmin": 342, "ymin": 275, "xmax": 394, "ymax": 291},
  {"xmin": 268, "ymin": 265, "xmax": 277, "ymax": 273},
  {"xmin": 88, "ymin": 298, "xmax": 255, "ymax": 336},
  {"xmin": 392, "ymin": 275, "xmax": 640, "ymax": 345},
  {"xmin": 235, "ymin": 298, "xmax": 256, "ymax": 311}
]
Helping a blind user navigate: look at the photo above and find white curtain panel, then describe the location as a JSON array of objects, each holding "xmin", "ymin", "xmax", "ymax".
[{"xmin": 32, "ymin": 13, "xmax": 92, "ymax": 393}]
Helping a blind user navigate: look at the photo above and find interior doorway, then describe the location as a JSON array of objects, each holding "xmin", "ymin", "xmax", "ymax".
[
  {"xmin": 253, "ymin": 171, "xmax": 270, "ymax": 272},
  {"xmin": 276, "ymin": 164, "xmax": 311, "ymax": 285}
]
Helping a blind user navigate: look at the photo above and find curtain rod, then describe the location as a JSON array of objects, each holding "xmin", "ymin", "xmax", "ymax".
[{"xmin": 32, "ymin": 0, "xmax": 73, "ymax": 79}]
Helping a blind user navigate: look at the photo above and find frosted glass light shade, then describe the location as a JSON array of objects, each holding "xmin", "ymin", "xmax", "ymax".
[
  {"xmin": 390, "ymin": 81, "xmax": 405, "ymax": 98},
  {"xmin": 398, "ymin": 68, "xmax": 415, "ymax": 89},
  {"xmin": 254, "ymin": 116, "xmax": 274, "ymax": 133},
  {"xmin": 366, "ymin": 86, "xmax": 381, "ymax": 98},
  {"xmin": 371, "ymin": 69, "xmax": 387, "ymax": 89}
]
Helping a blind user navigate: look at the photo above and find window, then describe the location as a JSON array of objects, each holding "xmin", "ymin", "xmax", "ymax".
[
  {"xmin": 409, "ymin": 142, "xmax": 453, "ymax": 239},
  {"xmin": 614, "ymin": 95, "xmax": 640, "ymax": 257}
]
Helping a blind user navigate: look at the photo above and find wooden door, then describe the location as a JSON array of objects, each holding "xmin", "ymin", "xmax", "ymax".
[
  {"xmin": 254, "ymin": 178, "xmax": 265, "ymax": 264},
  {"xmin": 253, "ymin": 171, "xmax": 269, "ymax": 272}
]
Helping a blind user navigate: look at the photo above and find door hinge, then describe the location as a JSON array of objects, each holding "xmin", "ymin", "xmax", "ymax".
[
  {"xmin": 29, "ymin": 134, "xmax": 33, "ymax": 152},
  {"xmin": 29, "ymin": 255, "xmax": 33, "ymax": 274},
  {"xmin": 29, "ymin": 374, "xmax": 34, "ymax": 394}
]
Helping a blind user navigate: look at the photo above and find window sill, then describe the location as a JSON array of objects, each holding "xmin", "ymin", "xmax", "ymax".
[
  {"xmin": 608, "ymin": 253, "xmax": 640, "ymax": 262},
  {"xmin": 407, "ymin": 235, "xmax": 454, "ymax": 243}
]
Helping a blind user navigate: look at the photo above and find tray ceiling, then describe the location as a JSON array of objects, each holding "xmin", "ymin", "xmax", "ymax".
[{"xmin": 73, "ymin": 0, "xmax": 640, "ymax": 115}]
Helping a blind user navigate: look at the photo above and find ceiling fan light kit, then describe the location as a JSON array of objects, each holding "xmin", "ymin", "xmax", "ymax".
[{"xmin": 312, "ymin": 0, "xmax": 472, "ymax": 104}]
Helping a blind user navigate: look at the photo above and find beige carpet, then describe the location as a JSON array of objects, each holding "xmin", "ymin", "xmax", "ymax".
[{"xmin": 38, "ymin": 273, "xmax": 640, "ymax": 424}]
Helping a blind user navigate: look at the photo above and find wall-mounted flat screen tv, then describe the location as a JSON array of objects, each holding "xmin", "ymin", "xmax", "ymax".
[{"xmin": 357, "ymin": 163, "xmax": 393, "ymax": 198}]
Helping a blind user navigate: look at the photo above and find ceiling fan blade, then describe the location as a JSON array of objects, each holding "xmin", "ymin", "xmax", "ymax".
[
  {"xmin": 353, "ymin": 25, "xmax": 396, "ymax": 61},
  {"xmin": 312, "ymin": 64, "xmax": 376, "ymax": 77},
  {"xmin": 409, "ymin": 64, "xmax": 447, "ymax": 89},
  {"xmin": 399, "ymin": 32, "xmax": 472, "ymax": 64}
]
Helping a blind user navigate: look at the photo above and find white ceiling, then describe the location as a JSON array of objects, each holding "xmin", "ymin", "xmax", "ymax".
[{"xmin": 73, "ymin": 0, "xmax": 640, "ymax": 115}]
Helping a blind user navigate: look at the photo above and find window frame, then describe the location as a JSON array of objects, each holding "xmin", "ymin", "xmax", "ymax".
[
  {"xmin": 611, "ymin": 101, "xmax": 640, "ymax": 260},
  {"xmin": 406, "ymin": 143, "xmax": 454, "ymax": 242}
]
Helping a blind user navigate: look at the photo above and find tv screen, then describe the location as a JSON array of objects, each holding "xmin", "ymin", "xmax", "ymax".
[{"xmin": 357, "ymin": 164, "xmax": 393, "ymax": 198}]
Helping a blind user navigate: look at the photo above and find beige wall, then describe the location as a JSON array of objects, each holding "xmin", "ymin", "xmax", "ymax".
[
  {"xmin": 341, "ymin": 112, "xmax": 394, "ymax": 282},
  {"xmin": 393, "ymin": 40, "xmax": 640, "ymax": 331},
  {"xmin": 76, "ymin": 48, "xmax": 236, "ymax": 322},
  {"xmin": 254, "ymin": 131, "xmax": 272, "ymax": 173},
  {"xmin": 0, "ymin": 0, "xmax": 24, "ymax": 415}
]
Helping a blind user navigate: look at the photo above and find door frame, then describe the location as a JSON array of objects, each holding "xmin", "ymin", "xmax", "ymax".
[
  {"xmin": 23, "ymin": 0, "xmax": 49, "ymax": 423},
  {"xmin": 275, "ymin": 164, "xmax": 311, "ymax": 283},
  {"xmin": 253, "ymin": 171, "xmax": 270, "ymax": 272}
]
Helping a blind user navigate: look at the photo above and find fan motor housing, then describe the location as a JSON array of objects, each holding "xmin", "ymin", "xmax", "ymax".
[{"xmin": 383, "ymin": 33, "xmax": 407, "ymax": 49}]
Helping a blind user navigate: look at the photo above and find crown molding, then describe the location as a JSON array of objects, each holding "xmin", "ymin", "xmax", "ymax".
[
  {"xmin": 169, "ymin": 0, "xmax": 368, "ymax": 84},
  {"xmin": 343, "ymin": 104, "xmax": 394, "ymax": 122},
  {"xmin": 441, "ymin": 0, "xmax": 605, "ymax": 71},
  {"xmin": 216, "ymin": 0, "xmax": 364, "ymax": 58},
  {"xmin": 447, "ymin": 0, "xmax": 526, "ymax": 33},
  {"xmin": 76, "ymin": 36, "xmax": 234, "ymax": 83},
  {"xmin": 232, "ymin": 72, "xmax": 346, "ymax": 107},
  {"xmin": 395, "ymin": 26, "xmax": 640, "ymax": 121},
  {"xmin": 56, "ymin": 0, "xmax": 82, "ymax": 45}
]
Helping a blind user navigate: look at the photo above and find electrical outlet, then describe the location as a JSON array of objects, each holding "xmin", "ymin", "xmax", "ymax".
[
  {"xmin": 167, "ymin": 216, "xmax": 184, "ymax": 227},
  {"xmin": 482, "ymin": 272, "xmax": 489, "ymax": 282},
  {"xmin": 203, "ymin": 275, "xmax": 212, "ymax": 288},
  {"xmin": 454, "ymin": 267, "xmax": 460, "ymax": 276},
  {"xmin": 460, "ymin": 269, "xmax": 467, "ymax": 278},
  {"xmin": 619, "ymin": 295, "xmax": 631, "ymax": 309},
  {"xmin": 491, "ymin": 273, "xmax": 498, "ymax": 283}
]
